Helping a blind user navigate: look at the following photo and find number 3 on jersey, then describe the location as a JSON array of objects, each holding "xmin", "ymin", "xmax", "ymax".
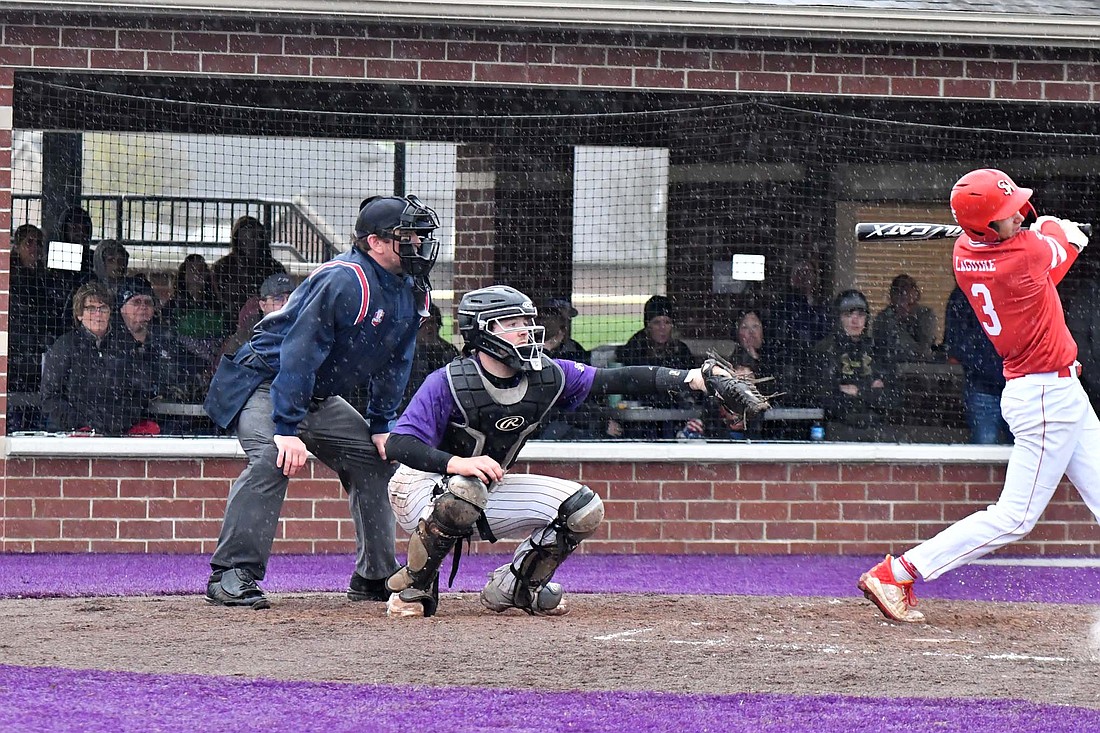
[{"xmin": 970, "ymin": 283, "xmax": 1002, "ymax": 336}]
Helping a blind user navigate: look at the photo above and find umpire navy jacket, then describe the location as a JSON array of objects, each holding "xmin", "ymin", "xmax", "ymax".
[{"xmin": 204, "ymin": 247, "xmax": 421, "ymax": 436}]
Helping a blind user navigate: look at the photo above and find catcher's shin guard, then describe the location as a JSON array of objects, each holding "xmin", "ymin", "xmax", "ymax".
[
  {"xmin": 492, "ymin": 486, "xmax": 604, "ymax": 614},
  {"xmin": 386, "ymin": 476, "xmax": 488, "ymax": 608}
]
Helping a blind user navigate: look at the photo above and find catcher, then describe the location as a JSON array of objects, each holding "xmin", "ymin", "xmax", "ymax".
[{"xmin": 382, "ymin": 285, "xmax": 770, "ymax": 617}]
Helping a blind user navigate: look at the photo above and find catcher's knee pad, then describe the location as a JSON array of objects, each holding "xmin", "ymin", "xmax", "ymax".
[
  {"xmin": 509, "ymin": 486, "xmax": 604, "ymax": 605},
  {"xmin": 559, "ymin": 484, "xmax": 604, "ymax": 539},
  {"xmin": 386, "ymin": 475, "xmax": 488, "ymax": 594}
]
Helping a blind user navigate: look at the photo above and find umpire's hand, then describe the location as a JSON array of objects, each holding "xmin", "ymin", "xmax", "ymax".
[{"xmin": 274, "ymin": 435, "xmax": 309, "ymax": 476}]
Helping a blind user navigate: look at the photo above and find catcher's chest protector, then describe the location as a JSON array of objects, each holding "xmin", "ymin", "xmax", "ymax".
[{"xmin": 442, "ymin": 356, "xmax": 565, "ymax": 468}]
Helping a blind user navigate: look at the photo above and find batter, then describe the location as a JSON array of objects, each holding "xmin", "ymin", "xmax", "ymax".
[{"xmin": 860, "ymin": 168, "xmax": 1100, "ymax": 622}]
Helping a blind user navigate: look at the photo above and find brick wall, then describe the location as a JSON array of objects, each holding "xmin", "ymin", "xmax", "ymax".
[
  {"xmin": 2, "ymin": 455, "xmax": 1096, "ymax": 555},
  {"xmin": 1, "ymin": 18, "xmax": 1097, "ymax": 102},
  {"xmin": 2, "ymin": 14, "xmax": 1097, "ymax": 555}
]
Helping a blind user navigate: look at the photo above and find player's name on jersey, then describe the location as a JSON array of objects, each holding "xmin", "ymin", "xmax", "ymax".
[{"xmin": 954, "ymin": 258, "xmax": 997, "ymax": 272}]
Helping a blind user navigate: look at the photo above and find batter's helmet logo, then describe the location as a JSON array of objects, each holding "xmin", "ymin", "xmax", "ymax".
[
  {"xmin": 495, "ymin": 416, "xmax": 526, "ymax": 432},
  {"xmin": 997, "ymin": 179, "xmax": 1015, "ymax": 196}
]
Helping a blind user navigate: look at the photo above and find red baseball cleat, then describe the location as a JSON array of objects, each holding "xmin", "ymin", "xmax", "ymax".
[{"xmin": 858, "ymin": 555, "xmax": 925, "ymax": 623}]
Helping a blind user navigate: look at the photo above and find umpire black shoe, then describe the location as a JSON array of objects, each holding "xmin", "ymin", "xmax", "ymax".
[
  {"xmin": 347, "ymin": 572, "xmax": 389, "ymax": 602},
  {"xmin": 205, "ymin": 568, "xmax": 271, "ymax": 610}
]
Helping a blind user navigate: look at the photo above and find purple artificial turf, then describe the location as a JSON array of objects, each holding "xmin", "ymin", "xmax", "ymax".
[
  {"xmin": 0, "ymin": 664, "xmax": 1096, "ymax": 733},
  {"xmin": 0, "ymin": 553, "xmax": 1098, "ymax": 604}
]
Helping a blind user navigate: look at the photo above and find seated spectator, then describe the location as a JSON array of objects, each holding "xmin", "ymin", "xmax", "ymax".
[
  {"xmin": 219, "ymin": 272, "xmax": 296, "ymax": 362},
  {"xmin": 163, "ymin": 254, "xmax": 231, "ymax": 372},
  {"xmin": 403, "ymin": 303, "xmax": 459, "ymax": 409},
  {"xmin": 717, "ymin": 309, "xmax": 783, "ymax": 437},
  {"xmin": 727, "ymin": 308, "xmax": 781, "ymax": 385},
  {"xmin": 944, "ymin": 285, "xmax": 1011, "ymax": 444},
  {"xmin": 616, "ymin": 295, "xmax": 697, "ymax": 439},
  {"xmin": 813, "ymin": 289, "xmax": 900, "ymax": 441},
  {"xmin": 535, "ymin": 310, "xmax": 603, "ymax": 440},
  {"xmin": 40, "ymin": 282, "xmax": 155, "ymax": 435},
  {"xmin": 213, "ymin": 215, "xmax": 287, "ymax": 317},
  {"xmin": 871, "ymin": 274, "xmax": 937, "ymax": 363},
  {"xmin": 110, "ymin": 278, "xmax": 200, "ymax": 405},
  {"xmin": 542, "ymin": 296, "xmax": 590, "ymax": 363},
  {"xmin": 9, "ymin": 224, "xmax": 64, "ymax": 396}
]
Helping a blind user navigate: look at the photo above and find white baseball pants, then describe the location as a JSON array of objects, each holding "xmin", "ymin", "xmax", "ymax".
[
  {"xmin": 908, "ymin": 365, "xmax": 1100, "ymax": 580},
  {"xmin": 388, "ymin": 464, "xmax": 585, "ymax": 540}
]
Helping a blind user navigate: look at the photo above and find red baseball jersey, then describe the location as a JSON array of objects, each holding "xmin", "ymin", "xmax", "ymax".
[{"xmin": 952, "ymin": 221, "xmax": 1078, "ymax": 379}]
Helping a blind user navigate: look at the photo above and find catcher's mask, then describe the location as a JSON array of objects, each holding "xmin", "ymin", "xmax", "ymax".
[
  {"xmin": 458, "ymin": 285, "xmax": 545, "ymax": 372},
  {"xmin": 355, "ymin": 195, "xmax": 441, "ymax": 285}
]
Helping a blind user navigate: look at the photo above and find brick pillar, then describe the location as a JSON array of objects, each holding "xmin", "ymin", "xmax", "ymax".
[{"xmin": 453, "ymin": 143, "xmax": 498, "ymax": 323}]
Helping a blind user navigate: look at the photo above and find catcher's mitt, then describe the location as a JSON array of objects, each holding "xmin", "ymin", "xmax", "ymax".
[{"xmin": 701, "ymin": 351, "xmax": 774, "ymax": 416}]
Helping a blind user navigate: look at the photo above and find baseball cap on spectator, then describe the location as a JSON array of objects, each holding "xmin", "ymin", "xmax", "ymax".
[
  {"xmin": 643, "ymin": 295, "xmax": 674, "ymax": 324},
  {"xmin": 116, "ymin": 277, "xmax": 156, "ymax": 310},
  {"xmin": 545, "ymin": 297, "xmax": 578, "ymax": 318},
  {"xmin": 260, "ymin": 273, "xmax": 295, "ymax": 298}
]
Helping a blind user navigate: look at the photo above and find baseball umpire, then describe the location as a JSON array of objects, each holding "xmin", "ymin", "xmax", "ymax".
[
  {"xmin": 382, "ymin": 285, "xmax": 770, "ymax": 617},
  {"xmin": 203, "ymin": 195, "xmax": 440, "ymax": 610}
]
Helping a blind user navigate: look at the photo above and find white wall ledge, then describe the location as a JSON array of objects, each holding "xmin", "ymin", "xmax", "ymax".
[
  {"xmin": 2, "ymin": 436, "xmax": 1012, "ymax": 464},
  {"xmin": 6, "ymin": 1, "xmax": 1100, "ymax": 47}
]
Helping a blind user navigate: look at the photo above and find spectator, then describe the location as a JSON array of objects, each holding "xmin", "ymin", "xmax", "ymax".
[
  {"xmin": 943, "ymin": 285, "xmax": 1011, "ymax": 444},
  {"xmin": 721, "ymin": 309, "xmax": 781, "ymax": 438},
  {"xmin": 1063, "ymin": 277, "xmax": 1100, "ymax": 409},
  {"xmin": 773, "ymin": 259, "xmax": 831, "ymax": 401},
  {"xmin": 219, "ymin": 272, "xmax": 296, "ymax": 363},
  {"xmin": 403, "ymin": 302, "xmax": 458, "ymax": 408},
  {"xmin": 40, "ymin": 282, "xmax": 152, "ymax": 435},
  {"xmin": 92, "ymin": 239, "xmax": 132, "ymax": 290},
  {"xmin": 164, "ymin": 254, "xmax": 231, "ymax": 371},
  {"xmin": 212, "ymin": 215, "xmax": 287, "ymax": 317},
  {"xmin": 617, "ymin": 295, "xmax": 697, "ymax": 438},
  {"xmin": 727, "ymin": 308, "xmax": 780, "ymax": 383},
  {"xmin": 8, "ymin": 224, "xmax": 66, "ymax": 395},
  {"xmin": 110, "ymin": 277, "xmax": 197, "ymax": 405},
  {"xmin": 542, "ymin": 296, "xmax": 590, "ymax": 363},
  {"xmin": 813, "ymin": 289, "xmax": 899, "ymax": 441},
  {"xmin": 54, "ymin": 205, "xmax": 96, "ymax": 282},
  {"xmin": 872, "ymin": 274, "xmax": 937, "ymax": 363},
  {"xmin": 535, "ymin": 311, "xmax": 601, "ymax": 440}
]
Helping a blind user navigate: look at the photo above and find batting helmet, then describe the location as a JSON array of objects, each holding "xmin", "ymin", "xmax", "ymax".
[
  {"xmin": 458, "ymin": 285, "xmax": 545, "ymax": 372},
  {"xmin": 949, "ymin": 169, "xmax": 1036, "ymax": 242},
  {"xmin": 354, "ymin": 195, "xmax": 441, "ymax": 279}
]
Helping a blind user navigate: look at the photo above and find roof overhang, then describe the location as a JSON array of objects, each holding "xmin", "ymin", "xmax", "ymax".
[{"xmin": 4, "ymin": 1, "xmax": 1100, "ymax": 48}]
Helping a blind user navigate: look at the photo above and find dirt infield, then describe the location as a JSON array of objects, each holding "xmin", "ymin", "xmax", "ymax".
[{"xmin": 3, "ymin": 592, "xmax": 1098, "ymax": 709}]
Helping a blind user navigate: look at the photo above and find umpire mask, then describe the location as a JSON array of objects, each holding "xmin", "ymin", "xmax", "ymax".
[{"xmin": 355, "ymin": 194, "xmax": 441, "ymax": 288}]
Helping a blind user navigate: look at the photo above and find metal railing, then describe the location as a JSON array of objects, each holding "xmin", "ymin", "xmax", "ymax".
[{"xmin": 12, "ymin": 194, "xmax": 339, "ymax": 264}]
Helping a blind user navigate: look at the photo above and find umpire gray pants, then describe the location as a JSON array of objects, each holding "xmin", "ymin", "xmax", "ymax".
[{"xmin": 210, "ymin": 384, "xmax": 398, "ymax": 582}]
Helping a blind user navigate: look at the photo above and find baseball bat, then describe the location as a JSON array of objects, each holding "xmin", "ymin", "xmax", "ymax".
[{"xmin": 856, "ymin": 222, "xmax": 1092, "ymax": 241}]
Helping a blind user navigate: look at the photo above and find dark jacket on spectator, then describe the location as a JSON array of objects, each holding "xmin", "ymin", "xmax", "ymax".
[
  {"xmin": 813, "ymin": 328, "xmax": 898, "ymax": 429},
  {"xmin": 40, "ymin": 326, "xmax": 150, "ymax": 434},
  {"xmin": 943, "ymin": 286, "xmax": 1005, "ymax": 397}
]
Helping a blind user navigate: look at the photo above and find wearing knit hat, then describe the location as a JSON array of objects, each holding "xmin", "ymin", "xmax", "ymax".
[{"xmin": 643, "ymin": 295, "xmax": 674, "ymax": 324}]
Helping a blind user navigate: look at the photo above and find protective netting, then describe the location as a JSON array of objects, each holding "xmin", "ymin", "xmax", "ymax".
[{"xmin": 9, "ymin": 76, "xmax": 1100, "ymax": 442}]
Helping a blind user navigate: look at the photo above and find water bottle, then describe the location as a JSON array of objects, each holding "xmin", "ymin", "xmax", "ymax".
[{"xmin": 809, "ymin": 421, "xmax": 825, "ymax": 441}]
